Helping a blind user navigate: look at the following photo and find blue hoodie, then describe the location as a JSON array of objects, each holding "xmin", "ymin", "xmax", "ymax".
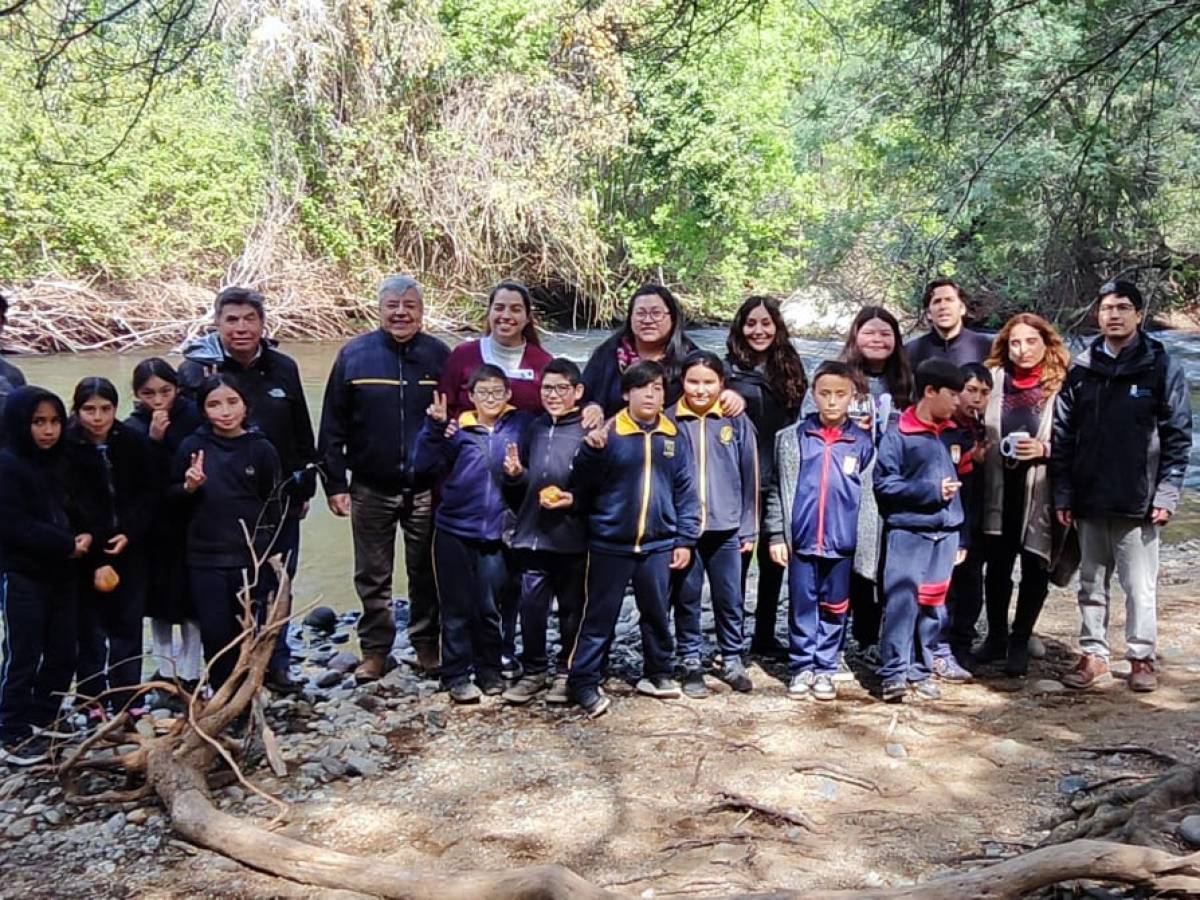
[
  {"xmin": 413, "ymin": 406, "xmax": 532, "ymax": 542},
  {"xmin": 874, "ymin": 408, "xmax": 964, "ymax": 533},
  {"xmin": 668, "ymin": 398, "xmax": 758, "ymax": 544}
]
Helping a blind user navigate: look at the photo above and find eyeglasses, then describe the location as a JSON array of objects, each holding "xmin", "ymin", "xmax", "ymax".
[
  {"xmin": 472, "ymin": 388, "xmax": 507, "ymax": 400},
  {"xmin": 540, "ymin": 383, "xmax": 574, "ymax": 396},
  {"xmin": 1099, "ymin": 303, "xmax": 1136, "ymax": 315},
  {"xmin": 632, "ymin": 309, "xmax": 669, "ymax": 323}
]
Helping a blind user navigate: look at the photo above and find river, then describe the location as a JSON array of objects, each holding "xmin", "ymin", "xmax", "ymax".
[{"xmin": 13, "ymin": 328, "xmax": 1200, "ymax": 613}]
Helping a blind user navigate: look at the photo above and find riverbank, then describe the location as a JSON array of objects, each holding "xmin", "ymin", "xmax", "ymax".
[{"xmin": 1, "ymin": 542, "xmax": 1198, "ymax": 897}]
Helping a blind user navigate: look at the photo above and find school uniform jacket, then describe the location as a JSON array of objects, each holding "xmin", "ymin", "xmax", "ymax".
[
  {"xmin": 413, "ymin": 406, "xmax": 532, "ymax": 543},
  {"xmin": 504, "ymin": 409, "xmax": 587, "ymax": 554},
  {"xmin": 873, "ymin": 408, "xmax": 964, "ymax": 534},
  {"xmin": 319, "ymin": 329, "xmax": 451, "ymax": 495},
  {"xmin": 668, "ymin": 399, "xmax": 758, "ymax": 544},
  {"xmin": 766, "ymin": 414, "xmax": 875, "ymax": 558},
  {"xmin": 570, "ymin": 409, "xmax": 701, "ymax": 556}
]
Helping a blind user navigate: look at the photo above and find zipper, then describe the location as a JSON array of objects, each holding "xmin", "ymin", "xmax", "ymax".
[
  {"xmin": 697, "ymin": 417, "xmax": 708, "ymax": 532},
  {"xmin": 533, "ymin": 420, "xmax": 557, "ymax": 552},
  {"xmin": 397, "ymin": 342, "xmax": 407, "ymax": 477},
  {"xmin": 815, "ymin": 438, "xmax": 831, "ymax": 554},
  {"xmin": 633, "ymin": 430, "xmax": 653, "ymax": 553}
]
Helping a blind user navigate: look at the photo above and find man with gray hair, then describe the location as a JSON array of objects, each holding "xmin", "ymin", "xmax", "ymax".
[{"xmin": 319, "ymin": 276, "xmax": 451, "ymax": 682}]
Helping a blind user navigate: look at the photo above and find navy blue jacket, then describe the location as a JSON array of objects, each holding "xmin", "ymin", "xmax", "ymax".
[
  {"xmin": 413, "ymin": 407, "xmax": 532, "ymax": 542},
  {"xmin": 874, "ymin": 408, "xmax": 964, "ymax": 533},
  {"xmin": 725, "ymin": 360, "xmax": 800, "ymax": 491},
  {"xmin": 170, "ymin": 427, "xmax": 282, "ymax": 568},
  {"xmin": 904, "ymin": 327, "xmax": 992, "ymax": 369},
  {"xmin": 504, "ymin": 409, "xmax": 587, "ymax": 554},
  {"xmin": 668, "ymin": 399, "xmax": 758, "ymax": 543},
  {"xmin": 125, "ymin": 396, "xmax": 205, "ymax": 482},
  {"xmin": 0, "ymin": 387, "xmax": 75, "ymax": 577},
  {"xmin": 766, "ymin": 415, "xmax": 874, "ymax": 558},
  {"xmin": 581, "ymin": 333, "xmax": 699, "ymax": 417},
  {"xmin": 320, "ymin": 329, "xmax": 451, "ymax": 495},
  {"xmin": 570, "ymin": 409, "xmax": 701, "ymax": 556}
]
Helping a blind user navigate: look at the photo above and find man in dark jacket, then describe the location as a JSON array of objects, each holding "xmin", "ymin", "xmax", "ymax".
[
  {"xmin": 904, "ymin": 279, "xmax": 992, "ymax": 369},
  {"xmin": 1052, "ymin": 280, "xmax": 1192, "ymax": 693},
  {"xmin": 0, "ymin": 294, "xmax": 27, "ymax": 438},
  {"xmin": 178, "ymin": 287, "xmax": 318, "ymax": 693},
  {"xmin": 318, "ymin": 276, "xmax": 451, "ymax": 682}
]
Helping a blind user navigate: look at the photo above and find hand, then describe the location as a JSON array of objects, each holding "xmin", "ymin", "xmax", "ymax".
[
  {"xmin": 941, "ymin": 477, "xmax": 962, "ymax": 501},
  {"xmin": 1014, "ymin": 437, "xmax": 1045, "ymax": 461},
  {"xmin": 670, "ymin": 547, "xmax": 692, "ymax": 570},
  {"xmin": 443, "ymin": 420, "xmax": 460, "ymax": 439},
  {"xmin": 1056, "ymin": 509, "xmax": 1073, "ymax": 528},
  {"xmin": 1151, "ymin": 507, "xmax": 1172, "ymax": 525},
  {"xmin": 72, "ymin": 533, "xmax": 93, "ymax": 558},
  {"xmin": 719, "ymin": 389, "xmax": 746, "ymax": 417},
  {"xmin": 539, "ymin": 488, "xmax": 574, "ymax": 510},
  {"xmin": 769, "ymin": 543, "xmax": 789, "ymax": 567},
  {"xmin": 580, "ymin": 403, "xmax": 605, "ymax": 431},
  {"xmin": 503, "ymin": 442, "xmax": 524, "ymax": 477},
  {"xmin": 739, "ymin": 540, "xmax": 755, "ymax": 554},
  {"xmin": 954, "ymin": 547, "xmax": 967, "ymax": 566},
  {"xmin": 149, "ymin": 409, "xmax": 170, "ymax": 442},
  {"xmin": 104, "ymin": 534, "xmax": 129, "ymax": 556},
  {"xmin": 584, "ymin": 420, "xmax": 611, "ymax": 449},
  {"xmin": 427, "ymin": 390, "xmax": 448, "ymax": 424},
  {"xmin": 971, "ymin": 440, "xmax": 988, "ymax": 464},
  {"xmin": 184, "ymin": 450, "xmax": 206, "ymax": 493},
  {"xmin": 328, "ymin": 493, "xmax": 352, "ymax": 517}
]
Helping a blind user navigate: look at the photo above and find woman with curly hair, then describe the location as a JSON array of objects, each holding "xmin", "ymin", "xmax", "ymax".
[
  {"xmin": 977, "ymin": 312, "xmax": 1072, "ymax": 676},
  {"xmin": 725, "ymin": 296, "xmax": 807, "ymax": 655}
]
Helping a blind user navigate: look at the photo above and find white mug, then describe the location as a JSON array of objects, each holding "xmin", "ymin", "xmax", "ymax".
[{"xmin": 1000, "ymin": 430, "xmax": 1031, "ymax": 459}]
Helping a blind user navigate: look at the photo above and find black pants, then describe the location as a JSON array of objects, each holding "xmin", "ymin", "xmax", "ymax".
[
  {"xmin": 946, "ymin": 543, "xmax": 985, "ymax": 661},
  {"xmin": 742, "ymin": 513, "xmax": 785, "ymax": 645},
  {"xmin": 0, "ymin": 571, "xmax": 78, "ymax": 742},
  {"xmin": 189, "ymin": 566, "xmax": 271, "ymax": 690},
  {"xmin": 432, "ymin": 530, "xmax": 506, "ymax": 685},
  {"xmin": 260, "ymin": 512, "xmax": 301, "ymax": 675},
  {"xmin": 516, "ymin": 550, "xmax": 586, "ymax": 675},
  {"xmin": 849, "ymin": 572, "xmax": 883, "ymax": 648},
  {"xmin": 984, "ymin": 530, "xmax": 1050, "ymax": 646},
  {"xmin": 77, "ymin": 554, "xmax": 147, "ymax": 713}
]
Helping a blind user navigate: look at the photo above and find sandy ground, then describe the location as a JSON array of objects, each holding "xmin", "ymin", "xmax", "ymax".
[{"xmin": 2, "ymin": 544, "xmax": 1200, "ymax": 898}]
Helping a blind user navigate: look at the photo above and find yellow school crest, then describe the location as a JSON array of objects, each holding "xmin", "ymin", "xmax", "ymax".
[{"xmin": 719, "ymin": 425, "xmax": 734, "ymax": 444}]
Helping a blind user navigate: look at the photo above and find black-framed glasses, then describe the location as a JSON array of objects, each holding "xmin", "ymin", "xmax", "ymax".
[
  {"xmin": 633, "ymin": 309, "xmax": 669, "ymax": 322},
  {"xmin": 472, "ymin": 387, "xmax": 507, "ymax": 400},
  {"xmin": 540, "ymin": 383, "xmax": 574, "ymax": 396}
]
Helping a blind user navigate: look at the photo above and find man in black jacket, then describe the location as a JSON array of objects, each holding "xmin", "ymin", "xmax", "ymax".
[
  {"xmin": 0, "ymin": 293, "xmax": 27, "ymax": 435},
  {"xmin": 904, "ymin": 279, "xmax": 993, "ymax": 369},
  {"xmin": 179, "ymin": 287, "xmax": 318, "ymax": 693},
  {"xmin": 319, "ymin": 275, "xmax": 451, "ymax": 683},
  {"xmin": 1052, "ymin": 280, "xmax": 1192, "ymax": 693}
]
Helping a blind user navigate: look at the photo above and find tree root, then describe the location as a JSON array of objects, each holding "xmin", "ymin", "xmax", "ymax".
[
  {"xmin": 1045, "ymin": 763, "xmax": 1200, "ymax": 846},
  {"xmin": 709, "ymin": 790, "xmax": 825, "ymax": 834}
]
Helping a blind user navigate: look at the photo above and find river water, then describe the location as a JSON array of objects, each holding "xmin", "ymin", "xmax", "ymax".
[{"xmin": 14, "ymin": 328, "xmax": 1200, "ymax": 613}]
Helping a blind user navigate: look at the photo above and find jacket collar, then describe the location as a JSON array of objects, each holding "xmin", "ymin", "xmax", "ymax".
[
  {"xmin": 458, "ymin": 405, "xmax": 518, "ymax": 429},
  {"xmin": 801, "ymin": 413, "xmax": 856, "ymax": 442},
  {"xmin": 614, "ymin": 409, "xmax": 677, "ymax": 437},
  {"xmin": 898, "ymin": 406, "xmax": 952, "ymax": 436},
  {"xmin": 673, "ymin": 398, "xmax": 725, "ymax": 419},
  {"xmin": 541, "ymin": 407, "xmax": 582, "ymax": 427}
]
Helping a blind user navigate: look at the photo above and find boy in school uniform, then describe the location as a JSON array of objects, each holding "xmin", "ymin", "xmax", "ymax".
[
  {"xmin": 413, "ymin": 365, "xmax": 532, "ymax": 704},
  {"xmin": 500, "ymin": 358, "xmax": 589, "ymax": 706},
  {"xmin": 874, "ymin": 359, "xmax": 967, "ymax": 703},
  {"xmin": 567, "ymin": 361, "xmax": 701, "ymax": 718},
  {"xmin": 766, "ymin": 361, "xmax": 875, "ymax": 702}
]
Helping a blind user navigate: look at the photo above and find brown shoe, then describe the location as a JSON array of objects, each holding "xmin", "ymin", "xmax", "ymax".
[
  {"xmin": 1062, "ymin": 653, "xmax": 1111, "ymax": 690},
  {"xmin": 414, "ymin": 643, "xmax": 441, "ymax": 674},
  {"xmin": 1129, "ymin": 659, "xmax": 1159, "ymax": 693},
  {"xmin": 353, "ymin": 653, "xmax": 387, "ymax": 684}
]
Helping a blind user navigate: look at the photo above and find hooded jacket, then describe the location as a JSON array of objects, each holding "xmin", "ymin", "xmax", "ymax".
[
  {"xmin": 874, "ymin": 408, "xmax": 964, "ymax": 533},
  {"xmin": 766, "ymin": 414, "xmax": 875, "ymax": 558},
  {"xmin": 570, "ymin": 409, "xmax": 701, "ymax": 556},
  {"xmin": 179, "ymin": 332, "xmax": 317, "ymax": 506},
  {"xmin": 725, "ymin": 359, "xmax": 800, "ymax": 491},
  {"xmin": 1051, "ymin": 331, "xmax": 1192, "ymax": 519},
  {"xmin": 0, "ymin": 386, "xmax": 76, "ymax": 577},
  {"xmin": 125, "ymin": 395, "xmax": 205, "ymax": 482},
  {"xmin": 412, "ymin": 407, "xmax": 532, "ymax": 542},
  {"xmin": 668, "ymin": 398, "xmax": 758, "ymax": 543},
  {"xmin": 319, "ymin": 329, "xmax": 451, "ymax": 495},
  {"xmin": 504, "ymin": 408, "xmax": 588, "ymax": 554},
  {"xmin": 170, "ymin": 426, "xmax": 283, "ymax": 568}
]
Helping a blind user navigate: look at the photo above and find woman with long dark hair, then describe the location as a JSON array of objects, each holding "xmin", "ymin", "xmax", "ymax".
[
  {"xmin": 439, "ymin": 281, "xmax": 553, "ymax": 419},
  {"xmin": 978, "ymin": 313, "xmax": 1071, "ymax": 676},
  {"xmin": 725, "ymin": 296, "xmax": 807, "ymax": 655}
]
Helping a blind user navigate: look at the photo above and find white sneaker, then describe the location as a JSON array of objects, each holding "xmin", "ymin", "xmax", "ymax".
[{"xmin": 788, "ymin": 670, "xmax": 814, "ymax": 698}]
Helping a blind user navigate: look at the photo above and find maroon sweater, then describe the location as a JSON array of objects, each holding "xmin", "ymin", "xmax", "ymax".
[{"xmin": 439, "ymin": 339, "xmax": 554, "ymax": 419}]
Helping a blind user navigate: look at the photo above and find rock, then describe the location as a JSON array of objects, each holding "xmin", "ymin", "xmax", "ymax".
[
  {"xmin": 816, "ymin": 778, "xmax": 839, "ymax": 800},
  {"xmin": 225, "ymin": 786, "xmax": 245, "ymax": 803},
  {"xmin": 24, "ymin": 803, "xmax": 45, "ymax": 816},
  {"xmin": 103, "ymin": 812, "xmax": 126, "ymax": 837},
  {"xmin": 126, "ymin": 807, "xmax": 150, "ymax": 826},
  {"xmin": 41, "ymin": 809, "xmax": 63, "ymax": 826},
  {"xmin": 135, "ymin": 718, "xmax": 156, "ymax": 738},
  {"xmin": 210, "ymin": 856, "xmax": 242, "ymax": 872},
  {"xmin": 150, "ymin": 708, "xmax": 173, "ymax": 720},
  {"xmin": 346, "ymin": 755, "xmax": 380, "ymax": 778},
  {"xmin": 323, "ymin": 738, "xmax": 349, "ymax": 758},
  {"xmin": 315, "ymin": 671, "xmax": 343, "ymax": 689},
  {"xmin": 331, "ymin": 632, "xmax": 350, "ymax": 644},
  {"xmin": 327, "ymin": 652, "xmax": 359, "ymax": 674},
  {"xmin": 1027, "ymin": 635, "xmax": 1047, "ymax": 659},
  {"xmin": 1058, "ymin": 775, "xmax": 1089, "ymax": 795},
  {"xmin": 884, "ymin": 742, "xmax": 907, "ymax": 759},
  {"xmin": 1034, "ymin": 679, "xmax": 1065, "ymax": 694},
  {"xmin": 303, "ymin": 606, "xmax": 338, "ymax": 634},
  {"xmin": 5, "ymin": 817, "xmax": 34, "ymax": 839},
  {"xmin": 1178, "ymin": 815, "xmax": 1200, "ymax": 848},
  {"xmin": 320, "ymin": 756, "xmax": 347, "ymax": 777},
  {"xmin": 425, "ymin": 709, "xmax": 448, "ymax": 730},
  {"xmin": 984, "ymin": 738, "xmax": 1024, "ymax": 766}
]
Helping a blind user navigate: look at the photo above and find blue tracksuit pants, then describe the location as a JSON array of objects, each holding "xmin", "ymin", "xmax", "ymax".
[
  {"xmin": 788, "ymin": 554, "xmax": 853, "ymax": 675},
  {"xmin": 672, "ymin": 529, "xmax": 745, "ymax": 661},
  {"xmin": 433, "ymin": 530, "xmax": 506, "ymax": 685},
  {"xmin": 878, "ymin": 528, "xmax": 957, "ymax": 684},
  {"xmin": 517, "ymin": 550, "xmax": 586, "ymax": 675}
]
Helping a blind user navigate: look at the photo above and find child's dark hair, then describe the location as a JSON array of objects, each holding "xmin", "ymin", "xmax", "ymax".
[
  {"xmin": 812, "ymin": 360, "xmax": 866, "ymax": 395},
  {"xmin": 197, "ymin": 374, "xmax": 251, "ymax": 415},
  {"xmin": 915, "ymin": 359, "xmax": 966, "ymax": 396},
  {"xmin": 621, "ymin": 360, "xmax": 665, "ymax": 393},
  {"xmin": 542, "ymin": 357, "xmax": 582, "ymax": 386},
  {"xmin": 132, "ymin": 357, "xmax": 180, "ymax": 393},
  {"xmin": 960, "ymin": 362, "xmax": 993, "ymax": 389},
  {"xmin": 71, "ymin": 377, "xmax": 119, "ymax": 413},
  {"xmin": 468, "ymin": 363, "xmax": 509, "ymax": 391},
  {"xmin": 681, "ymin": 349, "xmax": 725, "ymax": 381}
]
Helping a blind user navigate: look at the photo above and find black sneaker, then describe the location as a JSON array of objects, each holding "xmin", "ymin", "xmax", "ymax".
[
  {"xmin": 476, "ymin": 671, "xmax": 506, "ymax": 696},
  {"xmin": 910, "ymin": 680, "xmax": 941, "ymax": 701},
  {"xmin": 880, "ymin": 679, "xmax": 907, "ymax": 703},
  {"xmin": 545, "ymin": 674, "xmax": 570, "ymax": 705},
  {"xmin": 0, "ymin": 735, "xmax": 50, "ymax": 767},
  {"xmin": 265, "ymin": 669, "xmax": 304, "ymax": 695},
  {"xmin": 502, "ymin": 674, "xmax": 545, "ymax": 705},
  {"xmin": 975, "ymin": 637, "xmax": 1007, "ymax": 664},
  {"xmin": 448, "ymin": 680, "xmax": 482, "ymax": 704},
  {"xmin": 636, "ymin": 676, "xmax": 681, "ymax": 699},
  {"xmin": 576, "ymin": 686, "xmax": 610, "ymax": 719},
  {"xmin": 1004, "ymin": 637, "xmax": 1030, "ymax": 677},
  {"xmin": 721, "ymin": 657, "xmax": 753, "ymax": 693},
  {"xmin": 680, "ymin": 660, "xmax": 708, "ymax": 699}
]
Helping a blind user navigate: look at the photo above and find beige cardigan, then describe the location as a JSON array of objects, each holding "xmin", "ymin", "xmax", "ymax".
[{"xmin": 981, "ymin": 366, "xmax": 1057, "ymax": 564}]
